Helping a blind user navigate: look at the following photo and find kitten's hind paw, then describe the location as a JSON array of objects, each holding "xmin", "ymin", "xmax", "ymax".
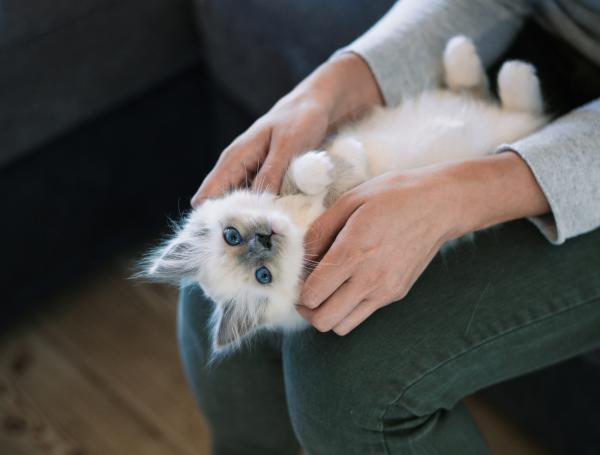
[
  {"xmin": 498, "ymin": 61, "xmax": 543, "ymax": 114},
  {"xmin": 443, "ymin": 36, "xmax": 487, "ymax": 92},
  {"xmin": 290, "ymin": 151, "xmax": 334, "ymax": 196}
]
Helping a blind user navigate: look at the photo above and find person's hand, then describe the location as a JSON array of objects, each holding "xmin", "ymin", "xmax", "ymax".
[
  {"xmin": 191, "ymin": 53, "xmax": 383, "ymax": 207},
  {"xmin": 298, "ymin": 169, "xmax": 456, "ymax": 335},
  {"xmin": 298, "ymin": 153, "xmax": 550, "ymax": 335},
  {"xmin": 192, "ymin": 95, "xmax": 329, "ymax": 203}
]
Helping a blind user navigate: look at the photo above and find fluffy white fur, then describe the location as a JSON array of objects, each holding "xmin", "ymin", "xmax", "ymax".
[{"xmin": 144, "ymin": 36, "xmax": 548, "ymax": 351}]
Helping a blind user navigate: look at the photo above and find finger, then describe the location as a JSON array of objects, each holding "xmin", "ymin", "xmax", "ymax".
[
  {"xmin": 303, "ymin": 193, "xmax": 363, "ymax": 263},
  {"xmin": 332, "ymin": 297, "xmax": 383, "ymax": 336},
  {"xmin": 303, "ymin": 278, "xmax": 371, "ymax": 332},
  {"xmin": 251, "ymin": 121, "xmax": 326, "ymax": 194},
  {"xmin": 192, "ymin": 132, "xmax": 269, "ymax": 206},
  {"xmin": 192, "ymin": 154, "xmax": 259, "ymax": 206},
  {"xmin": 250, "ymin": 141, "xmax": 290, "ymax": 194},
  {"xmin": 190, "ymin": 169, "xmax": 230, "ymax": 207},
  {"xmin": 300, "ymin": 208, "xmax": 364, "ymax": 309}
]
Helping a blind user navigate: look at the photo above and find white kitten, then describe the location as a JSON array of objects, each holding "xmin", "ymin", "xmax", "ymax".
[{"xmin": 143, "ymin": 37, "xmax": 548, "ymax": 351}]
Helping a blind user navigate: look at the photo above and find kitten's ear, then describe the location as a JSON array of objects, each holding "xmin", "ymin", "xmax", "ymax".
[
  {"xmin": 140, "ymin": 223, "xmax": 208, "ymax": 283},
  {"xmin": 212, "ymin": 300, "xmax": 267, "ymax": 350},
  {"xmin": 144, "ymin": 238, "xmax": 195, "ymax": 282}
]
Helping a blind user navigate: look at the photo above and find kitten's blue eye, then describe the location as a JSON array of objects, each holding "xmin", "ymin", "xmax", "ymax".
[
  {"xmin": 223, "ymin": 226, "xmax": 242, "ymax": 246},
  {"xmin": 255, "ymin": 266, "xmax": 272, "ymax": 285}
]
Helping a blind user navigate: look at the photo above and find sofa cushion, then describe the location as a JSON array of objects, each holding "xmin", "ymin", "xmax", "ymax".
[
  {"xmin": 0, "ymin": 0, "xmax": 199, "ymax": 167},
  {"xmin": 0, "ymin": 0, "xmax": 116, "ymax": 49},
  {"xmin": 195, "ymin": 0, "xmax": 395, "ymax": 116}
]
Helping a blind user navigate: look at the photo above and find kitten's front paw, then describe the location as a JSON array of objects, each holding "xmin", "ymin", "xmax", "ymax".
[{"xmin": 290, "ymin": 151, "xmax": 334, "ymax": 196}]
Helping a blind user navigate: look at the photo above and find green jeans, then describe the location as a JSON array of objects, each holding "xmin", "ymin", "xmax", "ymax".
[{"xmin": 178, "ymin": 220, "xmax": 600, "ymax": 454}]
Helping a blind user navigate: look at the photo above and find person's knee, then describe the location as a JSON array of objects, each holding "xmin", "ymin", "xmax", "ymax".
[
  {"xmin": 282, "ymin": 326, "xmax": 464, "ymax": 453},
  {"xmin": 178, "ymin": 284, "xmax": 214, "ymax": 365}
]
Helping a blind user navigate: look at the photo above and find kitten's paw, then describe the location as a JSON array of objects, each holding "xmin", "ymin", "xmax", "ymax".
[
  {"xmin": 290, "ymin": 151, "xmax": 334, "ymax": 196},
  {"xmin": 498, "ymin": 61, "xmax": 543, "ymax": 114},
  {"xmin": 444, "ymin": 36, "xmax": 485, "ymax": 90}
]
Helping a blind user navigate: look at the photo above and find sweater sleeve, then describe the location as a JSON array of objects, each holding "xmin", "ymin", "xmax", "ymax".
[
  {"xmin": 343, "ymin": 0, "xmax": 533, "ymax": 106},
  {"xmin": 342, "ymin": 0, "xmax": 600, "ymax": 243},
  {"xmin": 496, "ymin": 99, "xmax": 600, "ymax": 244}
]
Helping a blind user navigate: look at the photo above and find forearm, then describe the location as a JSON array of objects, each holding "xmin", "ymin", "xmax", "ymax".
[
  {"xmin": 303, "ymin": 0, "xmax": 534, "ymax": 121},
  {"xmin": 439, "ymin": 153, "xmax": 550, "ymax": 241},
  {"xmin": 496, "ymin": 98, "xmax": 600, "ymax": 243},
  {"xmin": 345, "ymin": 0, "xmax": 533, "ymax": 105},
  {"xmin": 286, "ymin": 53, "xmax": 383, "ymax": 127}
]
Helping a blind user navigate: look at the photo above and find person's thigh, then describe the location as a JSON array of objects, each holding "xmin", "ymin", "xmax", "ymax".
[
  {"xmin": 283, "ymin": 220, "xmax": 600, "ymax": 454},
  {"xmin": 178, "ymin": 286, "xmax": 299, "ymax": 455}
]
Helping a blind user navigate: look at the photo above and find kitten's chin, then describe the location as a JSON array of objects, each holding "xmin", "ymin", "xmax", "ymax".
[{"xmin": 265, "ymin": 301, "xmax": 308, "ymax": 331}]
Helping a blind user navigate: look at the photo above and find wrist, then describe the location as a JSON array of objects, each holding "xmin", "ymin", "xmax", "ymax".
[
  {"xmin": 438, "ymin": 152, "xmax": 550, "ymax": 240},
  {"xmin": 303, "ymin": 52, "xmax": 383, "ymax": 127}
]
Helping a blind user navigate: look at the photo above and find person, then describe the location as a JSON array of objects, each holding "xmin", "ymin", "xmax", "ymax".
[{"xmin": 180, "ymin": 1, "xmax": 600, "ymax": 453}]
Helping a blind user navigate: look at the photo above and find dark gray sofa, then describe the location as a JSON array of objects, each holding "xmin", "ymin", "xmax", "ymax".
[
  {"xmin": 0, "ymin": 0, "xmax": 219, "ymax": 317},
  {"xmin": 0, "ymin": 0, "xmax": 198, "ymax": 167}
]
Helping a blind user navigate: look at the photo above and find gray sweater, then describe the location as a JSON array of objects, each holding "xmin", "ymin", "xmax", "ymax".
[{"xmin": 346, "ymin": 0, "xmax": 600, "ymax": 244}]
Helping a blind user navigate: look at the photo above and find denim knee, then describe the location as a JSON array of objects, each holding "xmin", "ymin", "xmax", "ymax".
[
  {"xmin": 281, "ymin": 326, "xmax": 447, "ymax": 452},
  {"xmin": 178, "ymin": 285, "xmax": 300, "ymax": 455}
]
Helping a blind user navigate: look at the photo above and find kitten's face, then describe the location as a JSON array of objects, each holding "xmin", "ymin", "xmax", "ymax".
[{"xmin": 147, "ymin": 190, "xmax": 305, "ymax": 349}]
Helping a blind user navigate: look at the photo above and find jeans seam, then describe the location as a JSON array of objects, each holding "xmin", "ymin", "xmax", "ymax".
[{"xmin": 379, "ymin": 294, "xmax": 600, "ymax": 455}]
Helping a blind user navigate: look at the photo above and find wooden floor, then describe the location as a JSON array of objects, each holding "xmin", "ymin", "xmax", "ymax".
[
  {"xmin": 0, "ymin": 259, "xmax": 211, "ymax": 455},
  {"xmin": 0, "ymin": 257, "xmax": 547, "ymax": 455}
]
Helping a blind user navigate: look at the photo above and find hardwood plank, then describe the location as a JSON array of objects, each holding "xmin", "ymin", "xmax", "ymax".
[
  {"xmin": 0, "ymin": 0, "xmax": 197, "ymax": 165},
  {"xmin": 466, "ymin": 395, "xmax": 548, "ymax": 455},
  {"xmin": 0, "ymin": 327, "xmax": 187, "ymax": 455},
  {"xmin": 37, "ymin": 266, "xmax": 210, "ymax": 455},
  {"xmin": 0, "ymin": 372, "xmax": 83, "ymax": 455}
]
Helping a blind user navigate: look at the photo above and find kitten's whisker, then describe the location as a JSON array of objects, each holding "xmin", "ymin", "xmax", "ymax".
[
  {"xmin": 253, "ymin": 158, "xmax": 264, "ymax": 192},
  {"xmin": 302, "ymin": 239, "xmax": 323, "ymax": 246},
  {"xmin": 303, "ymin": 257, "xmax": 336, "ymax": 265},
  {"xmin": 303, "ymin": 262, "xmax": 338, "ymax": 268},
  {"xmin": 303, "ymin": 260, "xmax": 321, "ymax": 265},
  {"xmin": 255, "ymin": 175, "xmax": 265, "ymax": 193},
  {"xmin": 242, "ymin": 161, "xmax": 249, "ymax": 188},
  {"xmin": 301, "ymin": 248, "xmax": 323, "ymax": 254}
]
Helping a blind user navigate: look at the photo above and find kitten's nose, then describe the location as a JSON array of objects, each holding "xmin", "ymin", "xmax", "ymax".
[{"xmin": 255, "ymin": 233, "xmax": 272, "ymax": 250}]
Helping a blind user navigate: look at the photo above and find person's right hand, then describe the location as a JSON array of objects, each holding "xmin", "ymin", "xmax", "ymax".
[
  {"xmin": 191, "ymin": 95, "xmax": 330, "ymax": 205},
  {"xmin": 191, "ymin": 53, "xmax": 383, "ymax": 207}
]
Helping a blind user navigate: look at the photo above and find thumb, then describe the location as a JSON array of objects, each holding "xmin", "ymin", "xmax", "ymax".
[{"xmin": 304, "ymin": 193, "xmax": 363, "ymax": 262}]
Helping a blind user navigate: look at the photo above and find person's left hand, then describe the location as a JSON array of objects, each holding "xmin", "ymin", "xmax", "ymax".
[
  {"xmin": 298, "ymin": 153, "xmax": 551, "ymax": 335},
  {"xmin": 298, "ymin": 168, "xmax": 460, "ymax": 335}
]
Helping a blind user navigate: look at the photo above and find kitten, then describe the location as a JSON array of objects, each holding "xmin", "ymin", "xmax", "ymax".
[{"xmin": 142, "ymin": 36, "xmax": 548, "ymax": 351}]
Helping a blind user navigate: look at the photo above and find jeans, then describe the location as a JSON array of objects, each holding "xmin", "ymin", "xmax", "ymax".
[{"xmin": 178, "ymin": 220, "xmax": 600, "ymax": 454}]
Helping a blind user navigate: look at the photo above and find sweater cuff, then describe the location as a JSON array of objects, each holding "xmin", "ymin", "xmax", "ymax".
[
  {"xmin": 496, "ymin": 145, "xmax": 562, "ymax": 244},
  {"xmin": 495, "ymin": 100, "xmax": 600, "ymax": 245}
]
